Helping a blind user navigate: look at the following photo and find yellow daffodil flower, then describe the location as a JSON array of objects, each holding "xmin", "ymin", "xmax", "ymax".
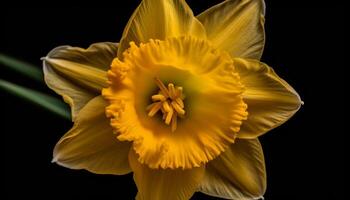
[{"xmin": 42, "ymin": 0, "xmax": 302, "ymax": 199}]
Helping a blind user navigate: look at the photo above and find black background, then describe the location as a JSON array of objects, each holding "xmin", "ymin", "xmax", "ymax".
[{"xmin": 0, "ymin": 0, "xmax": 345, "ymax": 199}]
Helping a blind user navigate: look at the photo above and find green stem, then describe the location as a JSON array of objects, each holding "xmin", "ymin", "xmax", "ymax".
[
  {"xmin": 0, "ymin": 79, "xmax": 70, "ymax": 120},
  {"xmin": 0, "ymin": 53, "xmax": 43, "ymax": 83}
]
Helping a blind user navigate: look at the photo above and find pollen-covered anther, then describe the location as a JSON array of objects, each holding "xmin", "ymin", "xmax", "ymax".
[{"xmin": 147, "ymin": 77, "xmax": 185, "ymax": 132}]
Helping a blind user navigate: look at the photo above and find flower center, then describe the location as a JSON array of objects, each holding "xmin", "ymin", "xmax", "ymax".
[{"xmin": 147, "ymin": 78, "xmax": 185, "ymax": 132}]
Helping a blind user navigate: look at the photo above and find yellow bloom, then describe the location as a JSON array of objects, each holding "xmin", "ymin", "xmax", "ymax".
[{"xmin": 43, "ymin": 0, "xmax": 302, "ymax": 199}]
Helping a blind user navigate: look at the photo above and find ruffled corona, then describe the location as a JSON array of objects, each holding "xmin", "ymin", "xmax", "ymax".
[{"xmin": 102, "ymin": 36, "xmax": 248, "ymax": 169}]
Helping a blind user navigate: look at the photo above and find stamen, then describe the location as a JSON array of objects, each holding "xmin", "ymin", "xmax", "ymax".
[
  {"xmin": 175, "ymin": 97, "xmax": 184, "ymax": 108},
  {"xmin": 146, "ymin": 102, "xmax": 157, "ymax": 111},
  {"xmin": 147, "ymin": 78, "xmax": 186, "ymax": 132},
  {"xmin": 162, "ymin": 101, "xmax": 171, "ymax": 113},
  {"xmin": 171, "ymin": 113, "xmax": 177, "ymax": 132},
  {"xmin": 165, "ymin": 107, "xmax": 174, "ymax": 125},
  {"xmin": 176, "ymin": 87, "xmax": 183, "ymax": 98},
  {"xmin": 168, "ymin": 83, "xmax": 176, "ymax": 99},
  {"xmin": 171, "ymin": 101, "xmax": 185, "ymax": 115},
  {"xmin": 148, "ymin": 102, "xmax": 162, "ymax": 117},
  {"xmin": 152, "ymin": 94, "xmax": 166, "ymax": 101},
  {"xmin": 154, "ymin": 77, "xmax": 169, "ymax": 98}
]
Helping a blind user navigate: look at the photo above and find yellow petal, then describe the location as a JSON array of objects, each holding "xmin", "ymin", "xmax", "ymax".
[
  {"xmin": 129, "ymin": 149, "xmax": 204, "ymax": 200},
  {"xmin": 118, "ymin": 0, "xmax": 206, "ymax": 58},
  {"xmin": 234, "ymin": 58, "xmax": 302, "ymax": 138},
  {"xmin": 53, "ymin": 96, "xmax": 131, "ymax": 175},
  {"xmin": 198, "ymin": 138, "xmax": 266, "ymax": 199},
  {"xmin": 43, "ymin": 42, "xmax": 117, "ymax": 121},
  {"xmin": 103, "ymin": 37, "xmax": 248, "ymax": 169},
  {"xmin": 197, "ymin": 0, "xmax": 265, "ymax": 59}
]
